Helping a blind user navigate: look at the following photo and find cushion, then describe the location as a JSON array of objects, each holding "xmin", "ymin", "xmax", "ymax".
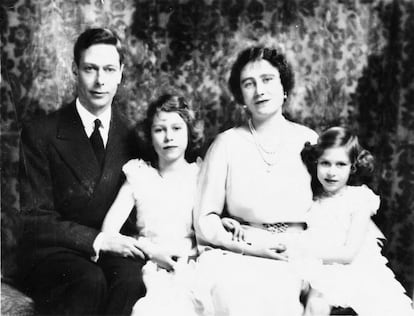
[{"xmin": 1, "ymin": 282, "xmax": 34, "ymax": 316}]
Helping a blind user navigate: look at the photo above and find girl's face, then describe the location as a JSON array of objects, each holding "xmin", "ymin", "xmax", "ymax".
[
  {"xmin": 317, "ymin": 146, "xmax": 352, "ymax": 195},
  {"xmin": 240, "ymin": 59, "xmax": 285, "ymax": 121},
  {"xmin": 151, "ymin": 111, "xmax": 188, "ymax": 166}
]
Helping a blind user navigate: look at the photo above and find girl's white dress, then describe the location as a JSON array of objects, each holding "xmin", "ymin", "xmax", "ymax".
[
  {"xmin": 303, "ymin": 185, "xmax": 413, "ymax": 316},
  {"xmin": 121, "ymin": 159, "xmax": 205, "ymax": 316}
]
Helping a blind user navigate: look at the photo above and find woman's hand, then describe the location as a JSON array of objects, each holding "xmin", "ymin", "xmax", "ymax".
[
  {"xmin": 221, "ymin": 217, "xmax": 245, "ymax": 241},
  {"xmin": 244, "ymin": 242, "xmax": 288, "ymax": 261}
]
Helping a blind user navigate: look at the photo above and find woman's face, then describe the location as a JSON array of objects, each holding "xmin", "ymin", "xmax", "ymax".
[
  {"xmin": 240, "ymin": 59, "xmax": 285, "ymax": 121},
  {"xmin": 317, "ymin": 146, "xmax": 352, "ymax": 195},
  {"xmin": 151, "ymin": 111, "xmax": 188, "ymax": 166}
]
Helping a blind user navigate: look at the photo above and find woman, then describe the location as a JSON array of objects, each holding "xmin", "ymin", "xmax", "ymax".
[{"xmin": 194, "ymin": 46, "xmax": 318, "ymax": 315}]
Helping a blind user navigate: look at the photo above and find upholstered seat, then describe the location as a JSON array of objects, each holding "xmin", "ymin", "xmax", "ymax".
[{"xmin": 1, "ymin": 282, "xmax": 34, "ymax": 316}]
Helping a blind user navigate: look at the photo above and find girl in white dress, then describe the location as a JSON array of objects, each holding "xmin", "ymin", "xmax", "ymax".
[
  {"xmin": 299, "ymin": 126, "xmax": 414, "ymax": 316},
  {"xmin": 101, "ymin": 93, "xmax": 205, "ymax": 316}
]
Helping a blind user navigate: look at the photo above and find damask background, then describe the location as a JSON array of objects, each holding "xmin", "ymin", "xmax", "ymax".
[{"xmin": 1, "ymin": 0, "xmax": 413, "ymax": 295}]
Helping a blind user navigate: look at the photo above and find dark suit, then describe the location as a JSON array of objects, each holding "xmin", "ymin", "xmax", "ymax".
[{"xmin": 19, "ymin": 102, "xmax": 146, "ymax": 315}]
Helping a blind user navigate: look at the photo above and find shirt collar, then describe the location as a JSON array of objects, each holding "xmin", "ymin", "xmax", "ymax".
[{"xmin": 76, "ymin": 98, "xmax": 111, "ymax": 132}]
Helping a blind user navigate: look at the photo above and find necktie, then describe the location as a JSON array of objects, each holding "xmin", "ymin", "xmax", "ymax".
[{"xmin": 90, "ymin": 119, "xmax": 105, "ymax": 168}]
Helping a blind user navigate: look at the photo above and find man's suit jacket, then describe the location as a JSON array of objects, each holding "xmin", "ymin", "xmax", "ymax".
[{"xmin": 19, "ymin": 101, "xmax": 141, "ymax": 272}]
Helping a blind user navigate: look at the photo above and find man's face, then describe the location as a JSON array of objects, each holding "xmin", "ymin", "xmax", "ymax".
[{"xmin": 74, "ymin": 44, "xmax": 123, "ymax": 115}]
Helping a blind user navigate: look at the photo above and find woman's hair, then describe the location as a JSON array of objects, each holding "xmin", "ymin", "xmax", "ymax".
[
  {"xmin": 228, "ymin": 46, "xmax": 294, "ymax": 105},
  {"xmin": 301, "ymin": 126, "xmax": 375, "ymax": 198},
  {"xmin": 142, "ymin": 93, "xmax": 204, "ymax": 165}
]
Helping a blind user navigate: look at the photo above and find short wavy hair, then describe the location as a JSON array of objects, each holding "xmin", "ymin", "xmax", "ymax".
[
  {"xmin": 301, "ymin": 126, "xmax": 375, "ymax": 198},
  {"xmin": 142, "ymin": 93, "xmax": 204, "ymax": 165},
  {"xmin": 74, "ymin": 28, "xmax": 124, "ymax": 66},
  {"xmin": 228, "ymin": 46, "xmax": 294, "ymax": 105}
]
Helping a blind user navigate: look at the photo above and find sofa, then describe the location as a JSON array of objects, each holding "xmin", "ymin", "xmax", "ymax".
[
  {"xmin": 1, "ymin": 207, "xmax": 357, "ymax": 316},
  {"xmin": 1, "ymin": 208, "xmax": 35, "ymax": 316}
]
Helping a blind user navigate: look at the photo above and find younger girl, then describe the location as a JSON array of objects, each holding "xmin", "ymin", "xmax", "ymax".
[
  {"xmin": 101, "ymin": 93, "xmax": 205, "ymax": 316},
  {"xmin": 300, "ymin": 126, "xmax": 413, "ymax": 316}
]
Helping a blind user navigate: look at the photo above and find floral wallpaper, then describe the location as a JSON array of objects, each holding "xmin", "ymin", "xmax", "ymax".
[{"xmin": 1, "ymin": 0, "xmax": 413, "ymax": 294}]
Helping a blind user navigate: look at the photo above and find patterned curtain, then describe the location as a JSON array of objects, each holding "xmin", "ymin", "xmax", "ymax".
[{"xmin": 1, "ymin": 0, "xmax": 413, "ymax": 293}]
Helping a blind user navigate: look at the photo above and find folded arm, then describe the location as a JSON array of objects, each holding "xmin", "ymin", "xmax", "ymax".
[{"xmin": 195, "ymin": 135, "xmax": 286, "ymax": 261}]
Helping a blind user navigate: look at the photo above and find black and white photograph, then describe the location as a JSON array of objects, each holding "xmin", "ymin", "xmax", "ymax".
[{"xmin": 1, "ymin": 1, "xmax": 414, "ymax": 315}]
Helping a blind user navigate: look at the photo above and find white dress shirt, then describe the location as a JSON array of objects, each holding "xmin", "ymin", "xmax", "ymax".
[
  {"xmin": 75, "ymin": 99, "xmax": 112, "ymax": 260},
  {"xmin": 76, "ymin": 99, "xmax": 111, "ymax": 147}
]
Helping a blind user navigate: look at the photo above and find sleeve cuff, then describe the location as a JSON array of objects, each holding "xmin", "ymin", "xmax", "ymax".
[
  {"xmin": 137, "ymin": 236, "xmax": 156, "ymax": 260},
  {"xmin": 91, "ymin": 232, "xmax": 104, "ymax": 262}
]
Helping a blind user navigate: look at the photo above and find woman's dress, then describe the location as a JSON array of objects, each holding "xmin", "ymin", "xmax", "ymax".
[
  {"xmin": 303, "ymin": 185, "xmax": 413, "ymax": 316},
  {"xmin": 195, "ymin": 118, "xmax": 318, "ymax": 316},
  {"xmin": 122, "ymin": 159, "xmax": 204, "ymax": 316}
]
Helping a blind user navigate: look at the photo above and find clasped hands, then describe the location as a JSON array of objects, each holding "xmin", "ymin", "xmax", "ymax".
[
  {"xmin": 100, "ymin": 232, "xmax": 182, "ymax": 271},
  {"xmin": 221, "ymin": 217, "xmax": 288, "ymax": 261},
  {"xmin": 100, "ymin": 232, "xmax": 145, "ymax": 259}
]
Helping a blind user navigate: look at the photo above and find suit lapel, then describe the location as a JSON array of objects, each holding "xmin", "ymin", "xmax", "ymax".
[
  {"xmin": 102, "ymin": 110, "xmax": 126, "ymax": 174},
  {"xmin": 54, "ymin": 102, "xmax": 101, "ymax": 191}
]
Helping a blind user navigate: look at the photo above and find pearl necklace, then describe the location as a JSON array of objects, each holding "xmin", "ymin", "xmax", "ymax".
[{"xmin": 248, "ymin": 119, "xmax": 278, "ymax": 172}]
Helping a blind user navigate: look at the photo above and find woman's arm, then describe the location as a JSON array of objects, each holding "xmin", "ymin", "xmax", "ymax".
[
  {"xmin": 195, "ymin": 134, "xmax": 248, "ymax": 250},
  {"xmin": 200, "ymin": 213, "xmax": 287, "ymax": 260},
  {"xmin": 194, "ymin": 135, "xmax": 228, "ymax": 245},
  {"xmin": 101, "ymin": 182, "xmax": 135, "ymax": 233},
  {"xmin": 195, "ymin": 135, "xmax": 287, "ymax": 260}
]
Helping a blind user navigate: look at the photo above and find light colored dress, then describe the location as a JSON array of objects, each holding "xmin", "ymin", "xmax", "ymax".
[
  {"xmin": 195, "ymin": 118, "xmax": 318, "ymax": 316},
  {"xmin": 303, "ymin": 185, "xmax": 413, "ymax": 316},
  {"xmin": 122, "ymin": 159, "xmax": 204, "ymax": 316}
]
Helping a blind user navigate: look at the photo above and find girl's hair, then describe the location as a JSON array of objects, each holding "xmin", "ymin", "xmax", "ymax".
[
  {"xmin": 228, "ymin": 46, "xmax": 294, "ymax": 105},
  {"xmin": 142, "ymin": 93, "xmax": 204, "ymax": 165},
  {"xmin": 301, "ymin": 126, "xmax": 375, "ymax": 198}
]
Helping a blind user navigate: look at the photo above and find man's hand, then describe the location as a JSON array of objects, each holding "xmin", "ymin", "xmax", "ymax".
[{"xmin": 100, "ymin": 233, "xmax": 145, "ymax": 259}]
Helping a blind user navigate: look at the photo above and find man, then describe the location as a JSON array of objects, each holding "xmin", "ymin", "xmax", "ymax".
[{"xmin": 19, "ymin": 28, "xmax": 146, "ymax": 315}]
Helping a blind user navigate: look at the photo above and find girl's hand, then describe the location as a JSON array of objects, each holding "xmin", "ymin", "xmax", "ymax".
[
  {"xmin": 221, "ymin": 217, "xmax": 245, "ymax": 241},
  {"xmin": 148, "ymin": 248, "xmax": 180, "ymax": 271}
]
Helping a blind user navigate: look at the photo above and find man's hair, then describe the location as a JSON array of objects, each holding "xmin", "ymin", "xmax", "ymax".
[{"xmin": 73, "ymin": 28, "xmax": 124, "ymax": 66}]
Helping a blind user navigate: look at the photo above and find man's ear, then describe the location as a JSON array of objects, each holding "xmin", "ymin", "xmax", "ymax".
[{"xmin": 72, "ymin": 62, "xmax": 78, "ymax": 76}]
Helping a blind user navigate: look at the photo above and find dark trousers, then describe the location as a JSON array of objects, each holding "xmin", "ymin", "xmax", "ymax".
[{"xmin": 24, "ymin": 252, "xmax": 146, "ymax": 316}]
